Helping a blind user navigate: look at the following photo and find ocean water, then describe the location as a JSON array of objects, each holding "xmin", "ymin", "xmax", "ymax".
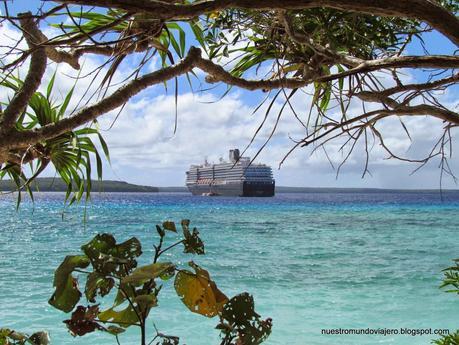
[{"xmin": 0, "ymin": 191, "xmax": 458, "ymax": 345}]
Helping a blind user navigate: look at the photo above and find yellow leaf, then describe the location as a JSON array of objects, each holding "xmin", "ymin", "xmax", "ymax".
[
  {"xmin": 209, "ymin": 11, "xmax": 220, "ymax": 19},
  {"xmin": 174, "ymin": 262, "xmax": 228, "ymax": 317}
]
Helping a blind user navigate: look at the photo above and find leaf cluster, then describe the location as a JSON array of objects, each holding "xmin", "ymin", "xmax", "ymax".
[
  {"xmin": 440, "ymin": 258, "xmax": 459, "ymax": 294},
  {"xmin": 432, "ymin": 258, "xmax": 459, "ymax": 344},
  {"xmin": 0, "ymin": 73, "xmax": 109, "ymax": 207},
  {"xmin": 217, "ymin": 293, "xmax": 272, "ymax": 345},
  {"xmin": 432, "ymin": 330, "xmax": 459, "ymax": 345},
  {"xmin": 48, "ymin": 219, "xmax": 271, "ymax": 345},
  {"xmin": 202, "ymin": 8, "xmax": 422, "ymax": 77}
]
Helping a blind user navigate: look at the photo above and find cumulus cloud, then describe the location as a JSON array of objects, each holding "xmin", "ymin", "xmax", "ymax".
[
  {"xmin": 92, "ymin": 87, "xmax": 459, "ymax": 189},
  {"xmin": 1, "ymin": 21, "xmax": 458, "ymax": 189}
]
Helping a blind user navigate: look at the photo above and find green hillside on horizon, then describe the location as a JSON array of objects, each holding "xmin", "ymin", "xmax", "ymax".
[{"xmin": 0, "ymin": 177, "xmax": 159, "ymax": 193}]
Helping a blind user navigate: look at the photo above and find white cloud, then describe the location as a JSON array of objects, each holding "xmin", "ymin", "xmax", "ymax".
[
  {"xmin": 91, "ymin": 87, "xmax": 459, "ymax": 189},
  {"xmin": 1, "ymin": 21, "xmax": 458, "ymax": 189}
]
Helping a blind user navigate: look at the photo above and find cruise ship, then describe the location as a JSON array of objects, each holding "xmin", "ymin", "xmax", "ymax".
[{"xmin": 186, "ymin": 149, "xmax": 275, "ymax": 197}]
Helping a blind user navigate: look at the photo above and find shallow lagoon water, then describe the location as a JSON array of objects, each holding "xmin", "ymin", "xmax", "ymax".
[{"xmin": 0, "ymin": 191, "xmax": 458, "ymax": 345}]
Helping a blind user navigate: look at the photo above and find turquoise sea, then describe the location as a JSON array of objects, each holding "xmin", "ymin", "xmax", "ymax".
[{"xmin": 0, "ymin": 192, "xmax": 458, "ymax": 345}]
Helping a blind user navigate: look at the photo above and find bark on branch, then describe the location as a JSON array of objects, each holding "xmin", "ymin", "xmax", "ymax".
[
  {"xmin": 0, "ymin": 13, "xmax": 47, "ymax": 132},
  {"xmin": 195, "ymin": 56, "xmax": 310, "ymax": 90},
  {"xmin": 194, "ymin": 54, "xmax": 459, "ymax": 89},
  {"xmin": 58, "ymin": 0, "xmax": 459, "ymax": 46},
  {"xmin": 0, "ymin": 46, "xmax": 202, "ymax": 149},
  {"xmin": 356, "ymin": 73, "xmax": 459, "ymax": 98}
]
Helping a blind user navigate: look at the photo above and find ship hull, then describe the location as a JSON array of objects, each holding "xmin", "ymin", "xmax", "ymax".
[{"xmin": 187, "ymin": 181, "xmax": 274, "ymax": 197}]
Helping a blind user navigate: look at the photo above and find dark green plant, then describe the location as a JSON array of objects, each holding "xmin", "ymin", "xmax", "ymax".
[
  {"xmin": 440, "ymin": 259, "xmax": 459, "ymax": 294},
  {"xmin": 0, "ymin": 73, "xmax": 109, "ymax": 207},
  {"xmin": 432, "ymin": 331, "xmax": 459, "ymax": 345},
  {"xmin": 49, "ymin": 219, "xmax": 272, "ymax": 345},
  {"xmin": 432, "ymin": 258, "xmax": 459, "ymax": 345}
]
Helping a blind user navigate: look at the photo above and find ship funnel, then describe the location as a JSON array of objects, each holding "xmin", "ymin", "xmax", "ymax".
[{"xmin": 229, "ymin": 149, "xmax": 240, "ymax": 163}]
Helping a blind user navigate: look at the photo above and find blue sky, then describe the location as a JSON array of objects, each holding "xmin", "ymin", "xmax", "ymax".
[{"xmin": 3, "ymin": 1, "xmax": 459, "ymax": 188}]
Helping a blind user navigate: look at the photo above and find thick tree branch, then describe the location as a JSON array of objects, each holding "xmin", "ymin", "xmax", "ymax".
[
  {"xmin": 195, "ymin": 55, "xmax": 310, "ymax": 90},
  {"xmin": 0, "ymin": 13, "xmax": 47, "ymax": 131},
  {"xmin": 356, "ymin": 73, "xmax": 459, "ymax": 98},
  {"xmin": 354, "ymin": 87, "xmax": 459, "ymax": 125},
  {"xmin": 0, "ymin": 11, "xmax": 135, "ymax": 71},
  {"xmin": 57, "ymin": 0, "xmax": 459, "ymax": 46},
  {"xmin": 194, "ymin": 53, "xmax": 459, "ymax": 89},
  {"xmin": 0, "ymin": 46, "xmax": 202, "ymax": 148},
  {"xmin": 397, "ymin": 104, "xmax": 459, "ymax": 125},
  {"xmin": 317, "ymin": 56, "xmax": 459, "ymax": 83}
]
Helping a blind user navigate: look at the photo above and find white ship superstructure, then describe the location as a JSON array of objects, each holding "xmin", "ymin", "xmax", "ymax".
[{"xmin": 186, "ymin": 149, "xmax": 275, "ymax": 197}]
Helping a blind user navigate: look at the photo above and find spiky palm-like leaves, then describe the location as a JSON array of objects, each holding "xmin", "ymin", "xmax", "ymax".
[{"xmin": 0, "ymin": 73, "xmax": 109, "ymax": 206}]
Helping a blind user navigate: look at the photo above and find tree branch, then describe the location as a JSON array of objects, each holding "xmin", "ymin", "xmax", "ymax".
[
  {"xmin": 317, "ymin": 56, "xmax": 459, "ymax": 83},
  {"xmin": 0, "ymin": 13, "xmax": 47, "ymax": 131},
  {"xmin": 194, "ymin": 55, "xmax": 310, "ymax": 90},
  {"xmin": 58, "ymin": 0, "xmax": 459, "ymax": 46},
  {"xmin": 0, "ymin": 46, "xmax": 202, "ymax": 148},
  {"xmin": 278, "ymin": 11, "xmax": 363, "ymax": 67},
  {"xmin": 194, "ymin": 53, "xmax": 459, "ymax": 89},
  {"xmin": 2, "ymin": 44, "xmax": 457, "ymax": 150},
  {"xmin": 356, "ymin": 73, "xmax": 459, "ymax": 98}
]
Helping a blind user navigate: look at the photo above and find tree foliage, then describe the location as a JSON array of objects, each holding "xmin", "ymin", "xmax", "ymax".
[
  {"xmin": 0, "ymin": 0, "xmax": 457, "ymax": 197},
  {"xmin": 432, "ymin": 258, "xmax": 459, "ymax": 345},
  {"xmin": 439, "ymin": 258, "xmax": 459, "ymax": 294},
  {"xmin": 47, "ymin": 219, "xmax": 271, "ymax": 345},
  {"xmin": 0, "ymin": 72, "xmax": 108, "ymax": 206}
]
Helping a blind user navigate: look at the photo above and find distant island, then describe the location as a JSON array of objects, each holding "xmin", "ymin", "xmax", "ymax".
[
  {"xmin": 1, "ymin": 178, "xmax": 457, "ymax": 194},
  {"xmin": 0, "ymin": 177, "xmax": 159, "ymax": 193},
  {"xmin": 158, "ymin": 186, "xmax": 459, "ymax": 193}
]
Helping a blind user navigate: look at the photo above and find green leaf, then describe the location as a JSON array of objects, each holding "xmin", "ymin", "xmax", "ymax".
[
  {"xmin": 112, "ymin": 281, "xmax": 136, "ymax": 309},
  {"xmin": 106, "ymin": 326, "xmax": 125, "ymax": 335},
  {"xmin": 337, "ymin": 64, "xmax": 345, "ymax": 92},
  {"xmin": 122, "ymin": 262, "xmax": 175, "ymax": 286},
  {"xmin": 134, "ymin": 294, "xmax": 158, "ymax": 314},
  {"xmin": 81, "ymin": 234, "xmax": 142, "ymax": 277},
  {"xmin": 179, "ymin": 27, "xmax": 186, "ymax": 57},
  {"xmin": 85, "ymin": 272, "xmax": 115, "ymax": 303},
  {"xmin": 220, "ymin": 293, "xmax": 272, "ymax": 345},
  {"xmin": 189, "ymin": 21, "xmax": 206, "ymax": 52},
  {"xmin": 183, "ymin": 227, "xmax": 205, "ymax": 255},
  {"xmin": 98, "ymin": 305, "xmax": 139, "ymax": 328},
  {"xmin": 168, "ymin": 31, "xmax": 183, "ymax": 58},
  {"xmin": 162, "ymin": 221, "xmax": 177, "ymax": 232},
  {"xmin": 319, "ymin": 82, "xmax": 332, "ymax": 112},
  {"xmin": 97, "ymin": 131, "xmax": 110, "ymax": 164},
  {"xmin": 58, "ymin": 85, "xmax": 74, "ymax": 119},
  {"xmin": 46, "ymin": 71, "xmax": 56, "ymax": 100},
  {"xmin": 432, "ymin": 330, "xmax": 459, "ymax": 345},
  {"xmin": 0, "ymin": 329, "xmax": 27, "ymax": 343},
  {"xmin": 156, "ymin": 225, "xmax": 166, "ymax": 238},
  {"xmin": 440, "ymin": 258, "xmax": 459, "ymax": 294},
  {"xmin": 221, "ymin": 293, "xmax": 259, "ymax": 326},
  {"xmin": 48, "ymin": 255, "xmax": 90, "ymax": 312}
]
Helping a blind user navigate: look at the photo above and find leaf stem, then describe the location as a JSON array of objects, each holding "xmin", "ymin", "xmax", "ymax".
[{"xmin": 158, "ymin": 239, "xmax": 185, "ymax": 257}]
